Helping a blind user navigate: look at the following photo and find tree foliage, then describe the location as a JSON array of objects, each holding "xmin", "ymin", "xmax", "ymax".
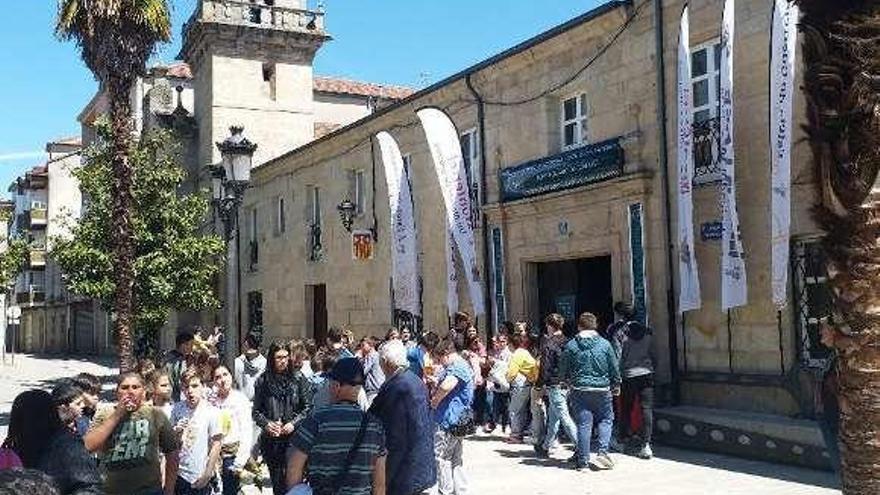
[
  {"xmin": 0, "ymin": 238, "xmax": 29, "ymax": 290},
  {"xmin": 52, "ymin": 124, "xmax": 224, "ymax": 357},
  {"xmin": 56, "ymin": 0, "xmax": 173, "ymax": 370}
]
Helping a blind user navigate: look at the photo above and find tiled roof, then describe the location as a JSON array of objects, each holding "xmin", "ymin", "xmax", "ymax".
[
  {"xmin": 51, "ymin": 136, "xmax": 82, "ymax": 147},
  {"xmin": 150, "ymin": 61, "xmax": 193, "ymax": 79},
  {"xmin": 313, "ymin": 76, "xmax": 415, "ymax": 100},
  {"xmin": 314, "ymin": 122, "xmax": 343, "ymax": 139},
  {"xmin": 140, "ymin": 62, "xmax": 413, "ymax": 100}
]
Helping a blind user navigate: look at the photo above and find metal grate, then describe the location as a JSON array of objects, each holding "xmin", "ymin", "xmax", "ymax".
[
  {"xmin": 308, "ymin": 222, "xmax": 323, "ymax": 262},
  {"xmin": 247, "ymin": 291, "xmax": 263, "ymax": 333},
  {"xmin": 790, "ymin": 239, "xmax": 833, "ymax": 368},
  {"xmin": 693, "ymin": 117, "xmax": 722, "ymax": 184}
]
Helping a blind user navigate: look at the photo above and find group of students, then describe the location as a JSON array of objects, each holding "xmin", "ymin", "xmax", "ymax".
[
  {"xmin": 0, "ymin": 300, "xmax": 654, "ymax": 495},
  {"xmin": 434, "ymin": 303, "xmax": 655, "ymax": 472}
]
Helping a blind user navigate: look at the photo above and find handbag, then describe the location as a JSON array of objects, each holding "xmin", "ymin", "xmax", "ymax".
[
  {"xmin": 448, "ymin": 409, "xmax": 477, "ymax": 437},
  {"xmin": 287, "ymin": 413, "xmax": 371, "ymax": 495}
]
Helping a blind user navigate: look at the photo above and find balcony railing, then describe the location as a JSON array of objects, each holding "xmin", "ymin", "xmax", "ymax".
[
  {"xmin": 248, "ymin": 240, "xmax": 259, "ymax": 271},
  {"xmin": 29, "ymin": 248, "xmax": 46, "ymax": 267},
  {"xmin": 29, "ymin": 207, "xmax": 47, "ymax": 226},
  {"xmin": 308, "ymin": 222, "xmax": 323, "ymax": 262},
  {"xmin": 16, "ymin": 287, "xmax": 45, "ymax": 305},
  {"xmin": 186, "ymin": 0, "xmax": 326, "ymax": 34},
  {"xmin": 693, "ymin": 117, "xmax": 721, "ymax": 184}
]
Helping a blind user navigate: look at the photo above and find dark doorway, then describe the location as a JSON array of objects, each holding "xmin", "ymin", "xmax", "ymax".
[
  {"xmin": 307, "ymin": 284, "xmax": 328, "ymax": 344},
  {"xmin": 536, "ymin": 256, "xmax": 613, "ymax": 336}
]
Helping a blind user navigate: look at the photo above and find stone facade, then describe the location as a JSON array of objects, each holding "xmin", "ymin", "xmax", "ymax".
[{"xmin": 241, "ymin": 0, "xmax": 826, "ymax": 426}]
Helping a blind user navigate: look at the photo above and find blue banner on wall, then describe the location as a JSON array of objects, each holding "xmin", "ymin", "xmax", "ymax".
[
  {"xmin": 629, "ymin": 203, "xmax": 648, "ymax": 326},
  {"xmin": 499, "ymin": 137, "xmax": 624, "ymax": 202},
  {"xmin": 491, "ymin": 227, "xmax": 506, "ymax": 331}
]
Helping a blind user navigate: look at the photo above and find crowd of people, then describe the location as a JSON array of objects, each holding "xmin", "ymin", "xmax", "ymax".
[{"xmin": 0, "ymin": 302, "xmax": 657, "ymax": 495}]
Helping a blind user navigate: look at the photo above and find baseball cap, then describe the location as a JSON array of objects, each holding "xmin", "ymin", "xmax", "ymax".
[{"xmin": 326, "ymin": 357, "xmax": 366, "ymax": 386}]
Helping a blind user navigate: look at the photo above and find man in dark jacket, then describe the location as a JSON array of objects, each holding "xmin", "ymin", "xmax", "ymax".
[
  {"xmin": 369, "ymin": 340, "xmax": 436, "ymax": 495},
  {"xmin": 618, "ymin": 315, "xmax": 656, "ymax": 459}
]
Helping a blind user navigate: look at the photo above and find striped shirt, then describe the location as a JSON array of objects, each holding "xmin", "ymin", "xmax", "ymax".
[{"xmin": 290, "ymin": 402, "xmax": 386, "ymax": 495}]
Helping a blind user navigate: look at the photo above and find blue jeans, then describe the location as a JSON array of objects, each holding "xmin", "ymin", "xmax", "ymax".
[
  {"xmin": 491, "ymin": 390, "xmax": 509, "ymax": 428},
  {"xmin": 174, "ymin": 477, "xmax": 213, "ymax": 495},
  {"xmin": 543, "ymin": 386, "xmax": 578, "ymax": 451},
  {"xmin": 221, "ymin": 456, "xmax": 240, "ymax": 495},
  {"xmin": 570, "ymin": 390, "xmax": 614, "ymax": 464}
]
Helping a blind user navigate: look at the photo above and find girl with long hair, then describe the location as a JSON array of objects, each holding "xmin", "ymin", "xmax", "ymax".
[
  {"xmin": 252, "ymin": 340, "xmax": 312, "ymax": 495},
  {"xmin": 2, "ymin": 389, "xmax": 101, "ymax": 495}
]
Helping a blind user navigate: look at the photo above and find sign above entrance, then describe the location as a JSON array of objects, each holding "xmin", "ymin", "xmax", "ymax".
[
  {"xmin": 499, "ymin": 137, "xmax": 624, "ymax": 202},
  {"xmin": 700, "ymin": 221, "xmax": 723, "ymax": 241}
]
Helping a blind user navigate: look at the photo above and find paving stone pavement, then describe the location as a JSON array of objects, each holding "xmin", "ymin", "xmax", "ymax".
[
  {"xmin": 1, "ymin": 355, "xmax": 841, "ymax": 494},
  {"xmin": 0, "ymin": 353, "xmax": 118, "ymax": 438}
]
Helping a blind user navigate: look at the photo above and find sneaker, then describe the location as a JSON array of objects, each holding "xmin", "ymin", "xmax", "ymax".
[
  {"xmin": 574, "ymin": 460, "xmax": 588, "ymax": 471},
  {"xmin": 609, "ymin": 437, "xmax": 625, "ymax": 452},
  {"xmin": 505, "ymin": 436, "xmax": 524, "ymax": 444},
  {"xmin": 483, "ymin": 423, "xmax": 496, "ymax": 434},
  {"xmin": 637, "ymin": 444, "xmax": 653, "ymax": 459},
  {"xmin": 534, "ymin": 445, "xmax": 550, "ymax": 458},
  {"xmin": 590, "ymin": 452, "xmax": 615, "ymax": 470}
]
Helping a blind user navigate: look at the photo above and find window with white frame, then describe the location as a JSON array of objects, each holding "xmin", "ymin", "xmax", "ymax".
[
  {"xmin": 561, "ymin": 93, "xmax": 588, "ymax": 149},
  {"xmin": 691, "ymin": 41, "xmax": 721, "ymax": 123},
  {"xmin": 460, "ymin": 128, "xmax": 481, "ymax": 227}
]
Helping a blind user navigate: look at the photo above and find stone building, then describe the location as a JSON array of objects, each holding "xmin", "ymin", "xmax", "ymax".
[
  {"xmin": 240, "ymin": 0, "xmax": 834, "ymax": 467},
  {"xmin": 4, "ymin": 138, "xmax": 111, "ymax": 354},
  {"xmin": 70, "ymin": 0, "xmax": 412, "ymax": 352}
]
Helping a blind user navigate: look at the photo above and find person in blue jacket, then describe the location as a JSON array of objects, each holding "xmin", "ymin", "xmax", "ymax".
[{"xmin": 370, "ymin": 339, "xmax": 437, "ymax": 495}]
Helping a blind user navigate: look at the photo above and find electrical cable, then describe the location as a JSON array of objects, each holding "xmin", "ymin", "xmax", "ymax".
[{"xmin": 475, "ymin": 0, "xmax": 650, "ymax": 107}]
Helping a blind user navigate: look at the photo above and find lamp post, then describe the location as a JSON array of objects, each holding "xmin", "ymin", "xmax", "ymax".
[{"xmin": 213, "ymin": 126, "xmax": 256, "ymax": 367}]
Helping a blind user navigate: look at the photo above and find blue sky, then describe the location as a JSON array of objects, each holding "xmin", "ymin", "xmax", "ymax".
[{"xmin": 0, "ymin": 1, "xmax": 603, "ymax": 198}]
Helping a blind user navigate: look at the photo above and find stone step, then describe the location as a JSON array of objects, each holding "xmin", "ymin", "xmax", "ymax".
[{"xmin": 653, "ymin": 406, "xmax": 832, "ymax": 471}]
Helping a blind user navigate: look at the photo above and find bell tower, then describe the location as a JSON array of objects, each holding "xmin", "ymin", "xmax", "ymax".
[{"xmin": 181, "ymin": 0, "xmax": 330, "ymax": 168}]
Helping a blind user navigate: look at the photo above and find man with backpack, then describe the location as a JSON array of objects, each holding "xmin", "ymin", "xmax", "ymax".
[
  {"xmin": 605, "ymin": 302, "xmax": 656, "ymax": 460},
  {"xmin": 286, "ymin": 357, "xmax": 387, "ymax": 495}
]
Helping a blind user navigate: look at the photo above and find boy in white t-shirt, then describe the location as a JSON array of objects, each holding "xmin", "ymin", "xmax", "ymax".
[{"xmin": 171, "ymin": 369, "xmax": 223, "ymax": 495}]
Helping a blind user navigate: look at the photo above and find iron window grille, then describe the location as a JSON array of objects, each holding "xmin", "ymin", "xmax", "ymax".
[
  {"xmin": 693, "ymin": 117, "xmax": 722, "ymax": 184},
  {"xmin": 790, "ymin": 239, "xmax": 833, "ymax": 369}
]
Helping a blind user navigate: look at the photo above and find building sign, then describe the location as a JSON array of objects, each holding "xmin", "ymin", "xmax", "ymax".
[
  {"xmin": 352, "ymin": 230, "xmax": 374, "ymax": 261},
  {"xmin": 700, "ymin": 221, "xmax": 723, "ymax": 241},
  {"xmin": 555, "ymin": 294, "xmax": 577, "ymax": 328},
  {"xmin": 500, "ymin": 137, "xmax": 624, "ymax": 202},
  {"xmin": 628, "ymin": 203, "xmax": 648, "ymax": 326},
  {"xmin": 491, "ymin": 226, "xmax": 506, "ymax": 330}
]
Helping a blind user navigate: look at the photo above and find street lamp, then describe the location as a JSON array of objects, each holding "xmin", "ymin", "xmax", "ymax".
[
  {"xmin": 336, "ymin": 198, "xmax": 356, "ymax": 232},
  {"xmin": 213, "ymin": 126, "xmax": 256, "ymax": 367}
]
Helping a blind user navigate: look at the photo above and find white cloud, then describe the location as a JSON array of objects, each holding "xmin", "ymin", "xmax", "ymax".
[{"xmin": 0, "ymin": 151, "xmax": 43, "ymax": 162}]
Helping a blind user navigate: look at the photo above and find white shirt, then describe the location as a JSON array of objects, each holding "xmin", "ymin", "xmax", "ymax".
[
  {"xmin": 209, "ymin": 389, "xmax": 253, "ymax": 470},
  {"xmin": 171, "ymin": 400, "xmax": 222, "ymax": 484}
]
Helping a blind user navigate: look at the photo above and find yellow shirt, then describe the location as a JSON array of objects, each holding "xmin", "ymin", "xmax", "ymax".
[{"xmin": 506, "ymin": 348, "xmax": 539, "ymax": 384}]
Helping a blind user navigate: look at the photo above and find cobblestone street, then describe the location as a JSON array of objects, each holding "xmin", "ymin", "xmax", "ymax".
[{"xmin": 0, "ymin": 354, "xmax": 839, "ymax": 495}]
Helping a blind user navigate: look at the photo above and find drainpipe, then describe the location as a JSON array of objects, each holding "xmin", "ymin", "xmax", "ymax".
[
  {"xmin": 465, "ymin": 74, "xmax": 493, "ymax": 342},
  {"xmin": 653, "ymin": 0, "xmax": 681, "ymax": 404}
]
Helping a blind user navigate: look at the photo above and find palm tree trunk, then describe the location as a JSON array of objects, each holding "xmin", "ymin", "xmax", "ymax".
[
  {"xmin": 107, "ymin": 75, "xmax": 137, "ymax": 372},
  {"xmin": 799, "ymin": 1, "xmax": 880, "ymax": 493}
]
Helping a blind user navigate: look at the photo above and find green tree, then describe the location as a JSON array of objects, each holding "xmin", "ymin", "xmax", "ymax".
[
  {"xmin": 56, "ymin": 0, "xmax": 172, "ymax": 370},
  {"xmin": 799, "ymin": 1, "xmax": 880, "ymax": 492},
  {"xmin": 53, "ymin": 125, "xmax": 224, "ymax": 360},
  {"xmin": 0, "ymin": 238, "xmax": 29, "ymax": 291}
]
